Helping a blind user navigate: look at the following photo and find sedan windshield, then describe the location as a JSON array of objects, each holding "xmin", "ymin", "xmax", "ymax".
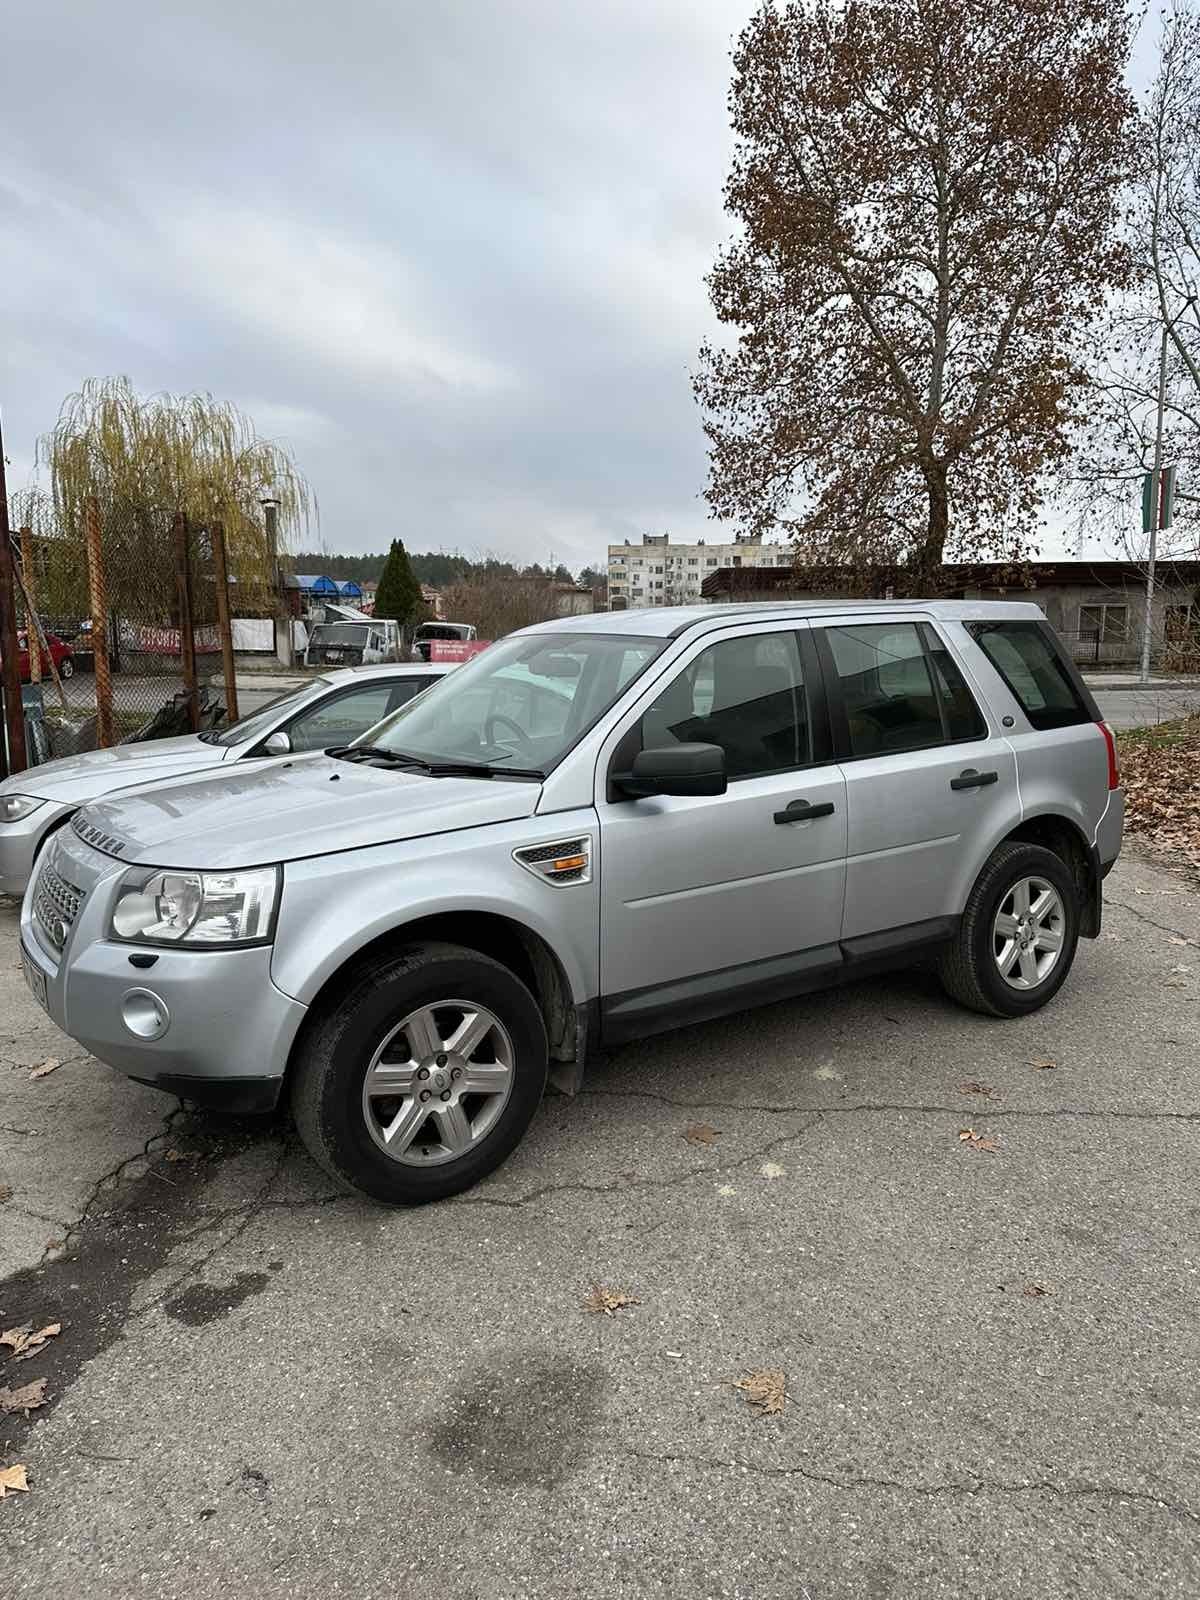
[
  {"xmin": 204, "ymin": 680, "xmax": 334, "ymax": 748},
  {"xmin": 357, "ymin": 633, "xmax": 662, "ymax": 774}
]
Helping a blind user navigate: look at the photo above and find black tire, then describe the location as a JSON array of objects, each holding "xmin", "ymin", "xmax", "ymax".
[
  {"xmin": 938, "ymin": 842, "xmax": 1080, "ymax": 1018},
  {"xmin": 291, "ymin": 941, "xmax": 548, "ymax": 1204}
]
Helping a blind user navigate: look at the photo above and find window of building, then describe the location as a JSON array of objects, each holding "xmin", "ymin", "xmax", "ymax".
[
  {"xmin": 636, "ymin": 632, "xmax": 809, "ymax": 779},
  {"xmin": 688, "ymin": 557, "xmax": 698, "ymax": 565},
  {"xmin": 1078, "ymin": 603, "xmax": 1128, "ymax": 644}
]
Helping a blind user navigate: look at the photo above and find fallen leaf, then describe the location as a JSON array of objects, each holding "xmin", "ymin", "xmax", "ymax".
[
  {"xmin": 0, "ymin": 1464, "xmax": 29, "ymax": 1498},
  {"xmin": 682, "ymin": 1124, "xmax": 721, "ymax": 1146},
  {"xmin": 958, "ymin": 1081, "xmax": 994, "ymax": 1096},
  {"xmin": 2, "ymin": 1322, "xmax": 62, "ymax": 1361},
  {"xmin": 734, "ymin": 1369, "xmax": 787, "ymax": 1416},
  {"xmin": 1022, "ymin": 1284, "xmax": 1051, "ymax": 1298},
  {"xmin": 582, "ymin": 1286, "xmax": 639, "ymax": 1317},
  {"xmin": 27, "ymin": 1058, "xmax": 60, "ymax": 1081},
  {"xmin": 760, "ymin": 1161, "xmax": 786, "ymax": 1180},
  {"xmin": 164, "ymin": 1148, "xmax": 202, "ymax": 1164},
  {"xmin": 715, "ymin": 1184, "xmax": 737, "ymax": 1198},
  {"xmin": 0, "ymin": 1378, "xmax": 47, "ymax": 1415},
  {"xmin": 958, "ymin": 1129, "xmax": 999, "ymax": 1153},
  {"xmin": 0, "ymin": 1185, "xmax": 12, "ymax": 1204},
  {"xmin": 1028, "ymin": 1056, "xmax": 1057, "ymax": 1070},
  {"xmin": 1169, "ymin": 936, "xmax": 1194, "ymax": 947}
]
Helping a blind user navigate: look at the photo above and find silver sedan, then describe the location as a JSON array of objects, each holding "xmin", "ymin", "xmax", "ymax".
[{"xmin": 0, "ymin": 663, "xmax": 451, "ymax": 895}]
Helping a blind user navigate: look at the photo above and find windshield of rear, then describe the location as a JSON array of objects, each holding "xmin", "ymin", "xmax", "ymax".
[
  {"xmin": 209, "ymin": 679, "xmax": 333, "ymax": 747},
  {"xmin": 361, "ymin": 632, "xmax": 662, "ymax": 772}
]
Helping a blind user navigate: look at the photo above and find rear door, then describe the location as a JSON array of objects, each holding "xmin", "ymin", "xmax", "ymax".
[
  {"xmin": 814, "ymin": 617, "xmax": 1018, "ymax": 944},
  {"xmin": 597, "ymin": 621, "xmax": 847, "ymax": 1031}
]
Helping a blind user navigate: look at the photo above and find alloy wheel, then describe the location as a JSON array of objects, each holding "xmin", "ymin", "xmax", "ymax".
[{"xmin": 992, "ymin": 876, "xmax": 1066, "ymax": 991}]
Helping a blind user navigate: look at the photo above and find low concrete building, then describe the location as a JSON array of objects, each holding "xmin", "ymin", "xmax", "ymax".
[{"xmin": 700, "ymin": 559, "xmax": 1200, "ymax": 666}]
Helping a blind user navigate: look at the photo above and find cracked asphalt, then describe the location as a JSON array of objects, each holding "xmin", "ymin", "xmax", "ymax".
[{"xmin": 1, "ymin": 851, "xmax": 1199, "ymax": 1599}]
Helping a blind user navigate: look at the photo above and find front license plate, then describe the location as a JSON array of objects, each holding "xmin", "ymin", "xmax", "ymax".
[{"xmin": 20, "ymin": 945, "xmax": 48, "ymax": 1013}]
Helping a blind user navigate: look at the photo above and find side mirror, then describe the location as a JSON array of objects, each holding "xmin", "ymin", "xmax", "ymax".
[
  {"xmin": 262, "ymin": 730, "xmax": 292, "ymax": 756},
  {"xmin": 619, "ymin": 742, "xmax": 727, "ymax": 799}
]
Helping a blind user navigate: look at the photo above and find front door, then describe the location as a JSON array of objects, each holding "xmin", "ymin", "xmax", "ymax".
[
  {"xmin": 814, "ymin": 618, "xmax": 1018, "ymax": 942},
  {"xmin": 597, "ymin": 623, "xmax": 847, "ymax": 1035}
]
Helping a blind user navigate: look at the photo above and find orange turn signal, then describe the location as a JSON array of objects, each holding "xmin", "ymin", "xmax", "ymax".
[{"xmin": 551, "ymin": 854, "xmax": 588, "ymax": 873}]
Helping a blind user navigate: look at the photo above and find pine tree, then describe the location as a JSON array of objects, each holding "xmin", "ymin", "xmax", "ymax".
[{"xmin": 373, "ymin": 539, "xmax": 424, "ymax": 625}]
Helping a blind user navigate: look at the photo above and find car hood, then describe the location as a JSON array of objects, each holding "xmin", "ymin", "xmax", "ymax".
[
  {"xmin": 77, "ymin": 754, "xmax": 543, "ymax": 870},
  {"xmin": 15, "ymin": 736, "xmax": 227, "ymax": 805}
]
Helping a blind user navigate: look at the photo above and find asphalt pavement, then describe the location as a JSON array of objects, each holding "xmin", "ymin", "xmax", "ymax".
[{"xmin": 1, "ymin": 851, "xmax": 1198, "ymax": 1598}]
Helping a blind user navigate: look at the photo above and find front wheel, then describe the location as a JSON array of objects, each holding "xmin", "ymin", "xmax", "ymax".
[
  {"xmin": 291, "ymin": 942, "xmax": 548, "ymax": 1204},
  {"xmin": 938, "ymin": 842, "xmax": 1080, "ymax": 1018}
]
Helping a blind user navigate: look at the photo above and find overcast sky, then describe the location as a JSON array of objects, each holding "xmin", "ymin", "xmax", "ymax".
[
  {"xmin": 3, "ymin": 0, "xmax": 755, "ymax": 570},
  {"xmin": 3, "ymin": 3, "xmax": 1158, "ymax": 572}
]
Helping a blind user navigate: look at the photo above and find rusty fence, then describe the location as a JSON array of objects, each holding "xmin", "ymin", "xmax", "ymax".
[{"xmin": 0, "ymin": 504, "xmax": 258, "ymax": 776}]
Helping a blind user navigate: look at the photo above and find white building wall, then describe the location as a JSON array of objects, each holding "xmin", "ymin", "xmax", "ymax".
[{"xmin": 606, "ymin": 534, "xmax": 793, "ymax": 608}]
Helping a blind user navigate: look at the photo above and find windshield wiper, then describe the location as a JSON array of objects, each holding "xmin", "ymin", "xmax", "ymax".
[
  {"xmin": 326, "ymin": 745, "xmax": 543, "ymax": 780},
  {"xmin": 326, "ymin": 744, "xmax": 434, "ymax": 769}
]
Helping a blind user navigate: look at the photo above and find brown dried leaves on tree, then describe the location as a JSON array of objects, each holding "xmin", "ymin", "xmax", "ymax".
[{"xmin": 695, "ymin": 0, "xmax": 1136, "ymax": 589}]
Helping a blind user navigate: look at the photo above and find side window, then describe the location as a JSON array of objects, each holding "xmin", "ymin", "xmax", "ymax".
[
  {"xmin": 967, "ymin": 621, "xmax": 1090, "ymax": 730},
  {"xmin": 638, "ymin": 632, "xmax": 809, "ymax": 779},
  {"xmin": 824, "ymin": 623, "xmax": 942, "ymax": 756},
  {"xmin": 286, "ymin": 683, "xmax": 396, "ymax": 752},
  {"xmin": 920, "ymin": 626, "xmax": 988, "ymax": 740},
  {"xmin": 387, "ymin": 677, "xmax": 432, "ymax": 712}
]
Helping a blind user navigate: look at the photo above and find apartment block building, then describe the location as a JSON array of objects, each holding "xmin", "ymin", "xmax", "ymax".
[{"xmin": 606, "ymin": 532, "xmax": 794, "ymax": 608}]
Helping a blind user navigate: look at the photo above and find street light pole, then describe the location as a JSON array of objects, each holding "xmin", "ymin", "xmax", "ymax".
[{"xmin": 1140, "ymin": 293, "xmax": 1196, "ymax": 683}]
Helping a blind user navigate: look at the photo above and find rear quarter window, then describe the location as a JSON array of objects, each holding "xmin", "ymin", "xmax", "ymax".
[{"xmin": 966, "ymin": 622, "xmax": 1091, "ymax": 730}]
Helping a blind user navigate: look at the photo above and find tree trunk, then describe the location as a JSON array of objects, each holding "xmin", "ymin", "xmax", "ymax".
[{"xmin": 913, "ymin": 464, "xmax": 948, "ymax": 595}]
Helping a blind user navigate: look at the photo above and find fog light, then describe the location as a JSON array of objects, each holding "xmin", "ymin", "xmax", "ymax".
[{"xmin": 121, "ymin": 988, "xmax": 169, "ymax": 1041}]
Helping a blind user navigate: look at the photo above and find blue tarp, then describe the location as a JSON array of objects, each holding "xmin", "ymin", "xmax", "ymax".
[
  {"xmin": 293, "ymin": 574, "xmax": 340, "ymax": 594},
  {"xmin": 337, "ymin": 580, "xmax": 363, "ymax": 599}
]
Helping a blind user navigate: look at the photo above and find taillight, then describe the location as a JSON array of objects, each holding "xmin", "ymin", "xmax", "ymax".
[{"xmin": 1097, "ymin": 720, "xmax": 1120, "ymax": 790}]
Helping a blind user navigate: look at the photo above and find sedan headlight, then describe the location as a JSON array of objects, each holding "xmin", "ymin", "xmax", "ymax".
[
  {"xmin": 110, "ymin": 866, "xmax": 280, "ymax": 947},
  {"xmin": 0, "ymin": 795, "xmax": 45, "ymax": 824}
]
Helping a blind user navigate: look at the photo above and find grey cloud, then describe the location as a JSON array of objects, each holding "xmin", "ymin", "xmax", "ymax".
[{"xmin": 3, "ymin": 0, "xmax": 750, "ymax": 566}]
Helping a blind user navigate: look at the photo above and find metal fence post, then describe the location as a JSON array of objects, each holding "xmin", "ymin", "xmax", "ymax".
[
  {"xmin": 18, "ymin": 526, "xmax": 40, "ymax": 685},
  {"xmin": 84, "ymin": 496, "xmax": 115, "ymax": 748},
  {"xmin": 0, "ymin": 415, "xmax": 28, "ymax": 776},
  {"xmin": 173, "ymin": 512, "xmax": 200, "ymax": 732},
  {"xmin": 209, "ymin": 520, "xmax": 239, "ymax": 724}
]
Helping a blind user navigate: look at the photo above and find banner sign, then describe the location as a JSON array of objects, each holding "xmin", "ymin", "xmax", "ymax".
[{"xmin": 429, "ymin": 639, "xmax": 491, "ymax": 663}]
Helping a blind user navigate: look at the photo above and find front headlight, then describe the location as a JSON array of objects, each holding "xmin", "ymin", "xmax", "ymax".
[
  {"xmin": 110, "ymin": 865, "xmax": 280, "ymax": 947},
  {"xmin": 0, "ymin": 795, "xmax": 45, "ymax": 824}
]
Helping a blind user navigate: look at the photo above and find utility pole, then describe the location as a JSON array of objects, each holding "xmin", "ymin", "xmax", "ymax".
[
  {"xmin": 0, "ymin": 413, "xmax": 27, "ymax": 775},
  {"xmin": 1141, "ymin": 293, "xmax": 1197, "ymax": 683},
  {"xmin": 261, "ymin": 497, "xmax": 292, "ymax": 668}
]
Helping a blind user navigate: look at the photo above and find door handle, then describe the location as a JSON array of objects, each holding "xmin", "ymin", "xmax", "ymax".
[
  {"xmin": 774, "ymin": 798, "xmax": 835, "ymax": 824},
  {"xmin": 950, "ymin": 770, "xmax": 999, "ymax": 791}
]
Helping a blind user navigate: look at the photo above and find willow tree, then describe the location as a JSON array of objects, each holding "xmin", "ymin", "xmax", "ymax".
[
  {"xmin": 695, "ymin": 0, "xmax": 1136, "ymax": 591},
  {"xmin": 40, "ymin": 377, "xmax": 312, "ymax": 621}
]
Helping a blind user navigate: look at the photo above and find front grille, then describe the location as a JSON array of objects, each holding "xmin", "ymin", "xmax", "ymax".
[{"xmin": 33, "ymin": 848, "xmax": 83, "ymax": 953}]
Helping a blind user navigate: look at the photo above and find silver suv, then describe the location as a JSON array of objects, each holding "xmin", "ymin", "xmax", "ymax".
[{"xmin": 19, "ymin": 602, "xmax": 1123, "ymax": 1205}]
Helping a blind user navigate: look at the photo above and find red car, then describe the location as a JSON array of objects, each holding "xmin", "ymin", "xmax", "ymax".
[{"xmin": 16, "ymin": 631, "xmax": 75, "ymax": 681}]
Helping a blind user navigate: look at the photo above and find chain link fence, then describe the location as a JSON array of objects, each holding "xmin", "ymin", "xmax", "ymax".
[{"xmin": 6, "ymin": 493, "xmax": 277, "ymax": 763}]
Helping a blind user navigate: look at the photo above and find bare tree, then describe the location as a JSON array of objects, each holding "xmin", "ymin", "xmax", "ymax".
[
  {"xmin": 440, "ymin": 575, "xmax": 560, "ymax": 638},
  {"xmin": 1077, "ymin": 2, "xmax": 1200, "ymax": 561},
  {"xmin": 696, "ymin": 0, "xmax": 1136, "ymax": 592}
]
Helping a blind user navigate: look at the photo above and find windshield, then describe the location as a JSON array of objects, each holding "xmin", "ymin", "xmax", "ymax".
[
  {"xmin": 206, "ymin": 679, "xmax": 334, "ymax": 747},
  {"xmin": 359, "ymin": 632, "xmax": 662, "ymax": 773},
  {"xmin": 416, "ymin": 623, "xmax": 468, "ymax": 641}
]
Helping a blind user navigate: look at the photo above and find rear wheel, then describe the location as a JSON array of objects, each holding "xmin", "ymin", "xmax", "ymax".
[
  {"xmin": 938, "ymin": 842, "xmax": 1080, "ymax": 1018},
  {"xmin": 58, "ymin": 657, "xmax": 74, "ymax": 679},
  {"xmin": 291, "ymin": 941, "xmax": 548, "ymax": 1204}
]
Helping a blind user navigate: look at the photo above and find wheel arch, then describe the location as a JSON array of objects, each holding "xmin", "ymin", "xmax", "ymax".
[
  {"xmin": 997, "ymin": 810, "xmax": 1102, "ymax": 937},
  {"xmin": 287, "ymin": 910, "xmax": 587, "ymax": 1093}
]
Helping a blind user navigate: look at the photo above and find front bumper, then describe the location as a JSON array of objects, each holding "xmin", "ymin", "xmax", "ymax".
[
  {"xmin": 21, "ymin": 832, "xmax": 308, "ymax": 1107},
  {"xmin": 0, "ymin": 804, "xmax": 66, "ymax": 897}
]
